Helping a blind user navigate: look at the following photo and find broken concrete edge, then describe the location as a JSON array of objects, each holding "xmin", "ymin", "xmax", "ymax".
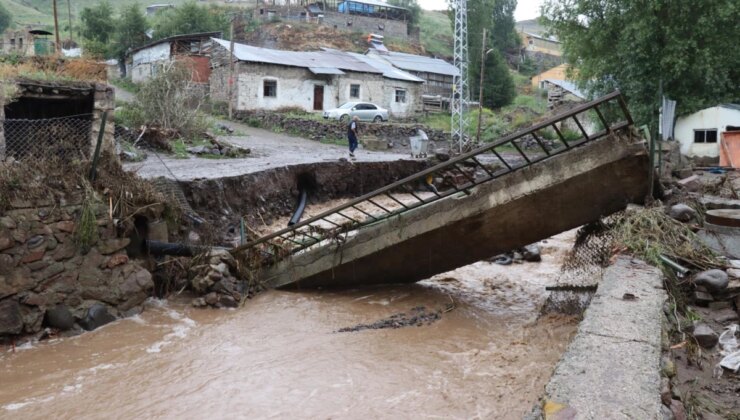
[{"xmin": 527, "ymin": 256, "xmax": 668, "ymax": 419}]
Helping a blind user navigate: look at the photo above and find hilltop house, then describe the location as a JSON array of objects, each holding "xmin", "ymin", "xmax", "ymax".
[
  {"xmin": 1, "ymin": 27, "xmax": 55, "ymax": 56},
  {"xmin": 208, "ymin": 38, "xmax": 424, "ymax": 117},
  {"xmin": 128, "ymin": 32, "xmax": 221, "ymax": 84},
  {"xmin": 518, "ymin": 31, "xmax": 562, "ymax": 57},
  {"xmin": 674, "ymin": 104, "xmax": 740, "ymax": 159}
]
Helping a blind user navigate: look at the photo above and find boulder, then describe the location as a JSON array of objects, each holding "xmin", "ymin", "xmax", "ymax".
[
  {"xmin": 78, "ymin": 303, "xmax": 116, "ymax": 331},
  {"xmin": 98, "ymin": 238, "xmax": 131, "ymax": 255},
  {"xmin": 692, "ymin": 323, "xmax": 718, "ymax": 348},
  {"xmin": 521, "ymin": 244, "xmax": 542, "ymax": 262},
  {"xmin": 0, "ymin": 299, "xmax": 23, "ymax": 335},
  {"xmin": 694, "ymin": 270, "xmax": 729, "ymax": 292},
  {"xmin": 669, "ymin": 400, "xmax": 687, "ymax": 420},
  {"xmin": 668, "ymin": 204, "xmax": 697, "ymax": 223},
  {"xmin": 45, "ymin": 305, "xmax": 75, "ymax": 330}
]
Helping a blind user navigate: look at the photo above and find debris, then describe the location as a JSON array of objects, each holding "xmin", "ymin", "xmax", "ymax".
[
  {"xmin": 717, "ymin": 324, "xmax": 740, "ymax": 373},
  {"xmin": 692, "ymin": 323, "xmax": 719, "ymax": 348},
  {"xmin": 78, "ymin": 303, "xmax": 116, "ymax": 331},
  {"xmin": 677, "ymin": 175, "xmax": 701, "ymax": 192},
  {"xmin": 44, "ymin": 305, "xmax": 75, "ymax": 330},
  {"xmin": 521, "ymin": 244, "xmax": 542, "ymax": 262},
  {"xmin": 335, "ymin": 306, "xmax": 442, "ymax": 333}
]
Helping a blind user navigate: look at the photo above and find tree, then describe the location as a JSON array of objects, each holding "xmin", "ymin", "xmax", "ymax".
[
  {"xmin": 388, "ymin": 0, "xmax": 421, "ymax": 33},
  {"xmin": 151, "ymin": 2, "xmax": 230, "ymax": 40},
  {"xmin": 0, "ymin": 2, "xmax": 11, "ymax": 33},
  {"xmin": 463, "ymin": 0, "xmax": 517, "ymax": 106},
  {"xmin": 482, "ymin": 49, "xmax": 516, "ymax": 108},
  {"xmin": 80, "ymin": 1, "xmax": 115, "ymax": 44},
  {"xmin": 112, "ymin": 4, "xmax": 149, "ymax": 76},
  {"xmin": 543, "ymin": 0, "xmax": 740, "ymax": 127}
]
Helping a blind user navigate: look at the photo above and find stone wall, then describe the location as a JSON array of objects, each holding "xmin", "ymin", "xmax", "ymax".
[
  {"xmin": 321, "ymin": 11, "xmax": 408, "ymax": 38},
  {"xmin": 234, "ymin": 112, "xmax": 448, "ymax": 143},
  {"xmin": 0, "ymin": 197, "xmax": 154, "ymax": 338}
]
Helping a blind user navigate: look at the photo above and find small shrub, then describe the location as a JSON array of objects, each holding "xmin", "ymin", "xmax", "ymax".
[{"xmin": 246, "ymin": 118, "xmax": 261, "ymax": 128}]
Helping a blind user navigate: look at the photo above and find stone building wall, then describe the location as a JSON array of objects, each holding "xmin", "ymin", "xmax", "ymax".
[
  {"xmin": 0, "ymin": 197, "xmax": 154, "ymax": 337},
  {"xmin": 319, "ymin": 12, "xmax": 408, "ymax": 38}
]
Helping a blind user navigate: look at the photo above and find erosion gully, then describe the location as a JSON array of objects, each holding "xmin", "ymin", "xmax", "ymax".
[{"xmin": 1, "ymin": 161, "xmax": 578, "ymax": 419}]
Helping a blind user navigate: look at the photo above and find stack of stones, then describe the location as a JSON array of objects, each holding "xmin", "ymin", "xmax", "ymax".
[
  {"xmin": 190, "ymin": 249, "xmax": 246, "ymax": 309},
  {"xmin": 0, "ymin": 198, "xmax": 155, "ymax": 339}
]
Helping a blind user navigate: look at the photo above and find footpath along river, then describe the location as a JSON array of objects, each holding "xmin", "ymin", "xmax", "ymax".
[{"xmin": 0, "ymin": 232, "xmax": 578, "ymax": 419}]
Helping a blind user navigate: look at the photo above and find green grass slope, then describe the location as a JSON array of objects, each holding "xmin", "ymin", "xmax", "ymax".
[{"xmin": 419, "ymin": 9, "xmax": 452, "ymax": 59}]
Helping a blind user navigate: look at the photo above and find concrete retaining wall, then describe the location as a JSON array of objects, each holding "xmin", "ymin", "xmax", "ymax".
[{"xmin": 536, "ymin": 256, "xmax": 666, "ymax": 419}]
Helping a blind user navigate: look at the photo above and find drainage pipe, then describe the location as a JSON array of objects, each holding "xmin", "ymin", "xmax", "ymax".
[
  {"xmin": 145, "ymin": 240, "xmax": 226, "ymax": 257},
  {"xmin": 288, "ymin": 189, "xmax": 308, "ymax": 226}
]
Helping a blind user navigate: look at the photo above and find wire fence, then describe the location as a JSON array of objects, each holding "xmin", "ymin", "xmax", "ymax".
[{"xmin": 1, "ymin": 114, "xmax": 95, "ymax": 162}]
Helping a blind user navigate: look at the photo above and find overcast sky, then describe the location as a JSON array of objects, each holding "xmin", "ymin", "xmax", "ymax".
[{"xmin": 417, "ymin": 0, "xmax": 544, "ymax": 21}]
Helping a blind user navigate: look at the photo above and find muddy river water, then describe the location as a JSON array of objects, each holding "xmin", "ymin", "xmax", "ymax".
[{"xmin": 1, "ymin": 233, "xmax": 578, "ymax": 419}]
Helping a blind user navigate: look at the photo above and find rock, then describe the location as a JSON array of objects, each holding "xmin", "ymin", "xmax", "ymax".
[
  {"xmin": 668, "ymin": 204, "xmax": 697, "ymax": 223},
  {"xmin": 78, "ymin": 303, "xmax": 116, "ymax": 331},
  {"xmin": 521, "ymin": 244, "xmax": 542, "ymax": 262},
  {"xmin": 205, "ymin": 292, "xmax": 218, "ymax": 306},
  {"xmin": 694, "ymin": 270, "xmax": 729, "ymax": 292},
  {"xmin": 98, "ymin": 238, "xmax": 130, "ymax": 255},
  {"xmin": 0, "ymin": 254, "xmax": 15, "ymax": 274},
  {"xmin": 661, "ymin": 404, "xmax": 675, "ymax": 420},
  {"xmin": 727, "ymin": 268, "xmax": 740, "ymax": 279},
  {"xmin": 677, "ymin": 175, "xmax": 701, "ymax": 192},
  {"xmin": 0, "ymin": 235, "xmax": 12, "ymax": 251},
  {"xmin": 0, "ymin": 216, "xmax": 16, "ymax": 229},
  {"xmin": 669, "ymin": 400, "xmax": 687, "ymax": 420},
  {"xmin": 55, "ymin": 220, "xmax": 75, "ymax": 233},
  {"xmin": 187, "ymin": 145, "xmax": 208, "ymax": 154},
  {"xmin": 693, "ymin": 290, "xmax": 714, "ymax": 306},
  {"xmin": 21, "ymin": 305, "xmax": 43, "ymax": 333},
  {"xmin": 0, "ymin": 299, "xmax": 23, "ymax": 335},
  {"xmin": 191, "ymin": 275, "xmax": 214, "ymax": 294},
  {"xmin": 106, "ymin": 254, "xmax": 129, "ymax": 268},
  {"xmin": 661, "ymin": 356, "xmax": 676, "ymax": 378},
  {"xmin": 692, "ymin": 323, "xmax": 718, "ymax": 348},
  {"xmin": 711, "ymin": 308, "xmax": 739, "ymax": 324},
  {"xmin": 660, "ymin": 378, "xmax": 672, "ymax": 406},
  {"xmin": 708, "ymin": 301, "xmax": 732, "ymax": 310},
  {"xmin": 46, "ymin": 237, "xmax": 58, "ymax": 250},
  {"xmin": 217, "ymin": 294, "xmax": 238, "ymax": 308},
  {"xmin": 26, "ymin": 235, "xmax": 45, "ymax": 249},
  {"xmin": 20, "ymin": 250, "xmax": 45, "ymax": 264},
  {"xmin": 191, "ymin": 297, "xmax": 207, "ymax": 307},
  {"xmin": 53, "ymin": 242, "xmax": 77, "ymax": 261},
  {"xmin": 44, "ymin": 305, "xmax": 75, "ymax": 330},
  {"xmin": 20, "ymin": 292, "xmax": 45, "ymax": 307}
]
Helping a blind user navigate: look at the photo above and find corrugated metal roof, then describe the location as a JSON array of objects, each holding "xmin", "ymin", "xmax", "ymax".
[
  {"xmin": 341, "ymin": 0, "xmax": 407, "ymax": 10},
  {"xmin": 720, "ymin": 104, "xmax": 740, "ymax": 112},
  {"xmin": 368, "ymin": 50, "xmax": 459, "ymax": 77},
  {"xmin": 213, "ymin": 38, "xmax": 382, "ymax": 75},
  {"xmin": 309, "ymin": 67, "xmax": 345, "ymax": 75},
  {"xmin": 345, "ymin": 52, "xmax": 424, "ymax": 83},
  {"xmin": 543, "ymin": 79, "xmax": 587, "ymax": 99},
  {"xmin": 130, "ymin": 31, "xmax": 222, "ymax": 54}
]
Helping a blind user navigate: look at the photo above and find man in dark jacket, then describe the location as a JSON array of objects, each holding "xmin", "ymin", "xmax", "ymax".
[{"xmin": 347, "ymin": 115, "xmax": 359, "ymax": 159}]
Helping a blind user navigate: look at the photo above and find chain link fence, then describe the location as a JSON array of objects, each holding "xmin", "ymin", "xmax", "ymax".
[{"xmin": 1, "ymin": 114, "xmax": 94, "ymax": 161}]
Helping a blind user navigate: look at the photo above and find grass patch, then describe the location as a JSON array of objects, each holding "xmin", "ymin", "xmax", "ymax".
[
  {"xmin": 109, "ymin": 77, "xmax": 139, "ymax": 93},
  {"xmin": 419, "ymin": 10, "xmax": 453, "ymax": 59}
]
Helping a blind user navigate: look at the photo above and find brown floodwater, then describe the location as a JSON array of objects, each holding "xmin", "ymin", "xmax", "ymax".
[{"xmin": 0, "ymin": 232, "xmax": 578, "ymax": 419}]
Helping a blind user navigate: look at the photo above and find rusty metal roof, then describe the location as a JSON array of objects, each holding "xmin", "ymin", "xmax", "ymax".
[{"xmin": 213, "ymin": 38, "xmax": 382, "ymax": 75}]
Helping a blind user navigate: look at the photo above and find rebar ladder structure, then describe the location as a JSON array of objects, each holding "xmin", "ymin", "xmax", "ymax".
[{"xmin": 233, "ymin": 92, "xmax": 634, "ymax": 267}]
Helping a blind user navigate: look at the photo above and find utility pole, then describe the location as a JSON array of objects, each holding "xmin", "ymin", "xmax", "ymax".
[
  {"xmin": 451, "ymin": 0, "xmax": 469, "ymax": 153},
  {"xmin": 52, "ymin": 0, "xmax": 61, "ymax": 54},
  {"xmin": 228, "ymin": 19, "xmax": 236, "ymax": 120},
  {"xmin": 476, "ymin": 28, "xmax": 486, "ymax": 144},
  {"xmin": 67, "ymin": 0, "xmax": 73, "ymax": 43}
]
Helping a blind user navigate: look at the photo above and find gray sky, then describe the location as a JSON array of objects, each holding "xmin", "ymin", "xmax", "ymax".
[{"xmin": 417, "ymin": 0, "xmax": 544, "ymax": 21}]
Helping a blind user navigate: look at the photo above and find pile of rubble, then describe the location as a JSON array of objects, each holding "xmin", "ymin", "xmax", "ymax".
[{"xmin": 189, "ymin": 249, "xmax": 249, "ymax": 309}]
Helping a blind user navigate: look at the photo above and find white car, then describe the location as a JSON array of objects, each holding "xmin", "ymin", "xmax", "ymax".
[{"xmin": 323, "ymin": 102, "xmax": 389, "ymax": 122}]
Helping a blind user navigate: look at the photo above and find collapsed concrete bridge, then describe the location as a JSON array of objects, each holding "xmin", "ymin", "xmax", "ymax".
[{"xmin": 232, "ymin": 92, "xmax": 651, "ymax": 288}]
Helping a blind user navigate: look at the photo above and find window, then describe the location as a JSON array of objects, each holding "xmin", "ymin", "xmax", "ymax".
[
  {"xmin": 395, "ymin": 89, "xmax": 407, "ymax": 103},
  {"xmin": 18, "ymin": 38, "xmax": 22, "ymax": 49},
  {"xmin": 694, "ymin": 129, "xmax": 717, "ymax": 143},
  {"xmin": 350, "ymin": 84, "xmax": 360, "ymax": 98},
  {"xmin": 263, "ymin": 80, "xmax": 277, "ymax": 97}
]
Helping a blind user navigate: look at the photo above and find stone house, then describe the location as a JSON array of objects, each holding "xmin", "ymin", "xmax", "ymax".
[
  {"xmin": 129, "ymin": 32, "xmax": 222, "ymax": 84},
  {"xmin": 209, "ymin": 38, "xmax": 423, "ymax": 118},
  {"xmin": 0, "ymin": 27, "xmax": 55, "ymax": 56},
  {"xmin": 518, "ymin": 31, "xmax": 562, "ymax": 57}
]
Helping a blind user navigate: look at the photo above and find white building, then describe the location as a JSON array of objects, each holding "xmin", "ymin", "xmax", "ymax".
[
  {"xmin": 674, "ymin": 104, "xmax": 740, "ymax": 158},
  {"xmin": 209, "ymin": 38, "xmax": 424, "ymax": 117},
  {"xmin": 129, "ymin": 32, "xmax": 221, "ymax": 84}
]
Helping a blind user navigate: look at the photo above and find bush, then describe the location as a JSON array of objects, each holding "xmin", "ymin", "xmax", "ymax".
[
  {"xmin": 114, "ymin": 104, "xmax": 146, "ymax": 128},
  {"xmin": 135, "ymin": 61, "xmax": 207, "ymax": 137}
]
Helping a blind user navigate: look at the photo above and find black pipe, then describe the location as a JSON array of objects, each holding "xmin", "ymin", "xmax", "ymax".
[
  {"xmin": 288, "ymin": 189, "xmax": 308, "ymax": 226},
  {"xmin": 145, "ymin": 240, "xmax": 213, "ymax": 257}
]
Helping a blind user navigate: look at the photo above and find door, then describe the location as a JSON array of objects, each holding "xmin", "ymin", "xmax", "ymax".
[{"xmin": 313, "ymin": 85, "xmax": 324, "ymax": 111}]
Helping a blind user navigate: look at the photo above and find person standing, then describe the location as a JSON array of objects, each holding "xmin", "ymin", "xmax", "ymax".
[{"xmin": 347, "ymin": 115, "xmax": 359, "ymax": 159}]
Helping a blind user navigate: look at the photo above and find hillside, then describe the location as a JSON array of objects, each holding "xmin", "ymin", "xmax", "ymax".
[
  {"xmin": 515, "ymin": 18, "xmax": 547, "ymax": 36},
  {"xmin": 418, "ymin": 9, "xmax": 453, "ymax": 59}
]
